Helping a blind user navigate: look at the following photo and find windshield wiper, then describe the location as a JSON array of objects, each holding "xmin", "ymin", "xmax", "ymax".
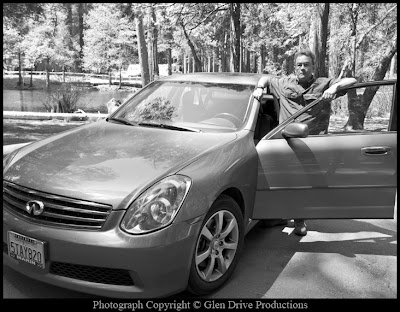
[
  {"xmin": 107, "ymin": 117, "xmax": 138, "ymax": 126},
  {"xmin": 138, "ymin": 122, "xmax": 201, "ymax": 133}
]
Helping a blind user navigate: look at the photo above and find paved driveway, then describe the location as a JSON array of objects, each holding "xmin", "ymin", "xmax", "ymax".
[
  {"xmin": 206, "ymin": 217, "xmax": 397, "ymax": 298},
  {"xmin": 3, "ymin": 211, "xmax": 396, "ymax": 299}
]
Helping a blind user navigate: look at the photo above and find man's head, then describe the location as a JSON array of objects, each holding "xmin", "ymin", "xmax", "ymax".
[{"xmin": 294, "ymin": 49, "xmax": 315, "ymax": 83}]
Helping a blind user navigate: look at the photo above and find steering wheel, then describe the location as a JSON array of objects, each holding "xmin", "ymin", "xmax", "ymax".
[
  {"xmin": 212, "ymin": 113, "xmax": 242, "ymax": 127},
  {"xmin": 213, "ymin": 113, "xmax": 242, "ymax": 127}
]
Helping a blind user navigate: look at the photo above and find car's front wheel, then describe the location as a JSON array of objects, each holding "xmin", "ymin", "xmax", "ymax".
[{"xmin": 187, "ymin": 195, "xmax": 244, "ymax": 295}]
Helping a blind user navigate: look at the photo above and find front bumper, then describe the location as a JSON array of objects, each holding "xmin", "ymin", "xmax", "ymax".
[{"xmin": 3, "ymin": 208, "xmax": 203, "ymax": 298}]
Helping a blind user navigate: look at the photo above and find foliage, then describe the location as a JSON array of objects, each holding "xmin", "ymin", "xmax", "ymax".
[
  {"xmin": 82, "ymin": 3, "xmax": 136, "ymax": 73},
  {"xmin": 4, "ymin": 3, "xmax": 396, "ymax": 78},
  {"xmin": 3, "ymin": 2, "xmax": 397, "ymax": 121},
  {"xmin": 3, "ymin": 17, "xmax": 23, "ymax": 68},
  {"xmin": 39, "ymin": 78, "xmax": 90, "ymax": 113},
  {"xmin": 3, "ymin": 3, "xmax": 43, "ymax": 23},
  {"xmin": 128, "ymin": 97, "xmax": 176, "ymax": 121}
]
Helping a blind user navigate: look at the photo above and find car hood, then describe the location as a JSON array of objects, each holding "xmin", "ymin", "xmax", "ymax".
[{"xmin": 4, "ymin": 120, "xmax": 237, "ymax": 209}]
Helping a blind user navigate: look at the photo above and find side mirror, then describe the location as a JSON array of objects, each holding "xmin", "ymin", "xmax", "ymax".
[{"xmin": 281, "ymin": 122, "xmax": 309, "ymax": 139}]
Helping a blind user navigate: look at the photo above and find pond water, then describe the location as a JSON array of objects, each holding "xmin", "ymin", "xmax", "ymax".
[{"xmin": 3, "ymin": 89, "xmax": 135, "ymax": 114}]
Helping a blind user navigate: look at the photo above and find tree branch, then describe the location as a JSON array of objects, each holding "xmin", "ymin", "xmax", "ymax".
[
  {"xmin": 356, "ymin": 4, "xmax": 397, "ymax": 50},
  {"xmin": 187, "ymin": 4, "xmax": 229, "ymax": 31}
]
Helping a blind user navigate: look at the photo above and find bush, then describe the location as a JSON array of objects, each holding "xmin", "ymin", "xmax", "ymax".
[{"xmin": 40, "ymin": 78, "xmax": 90, "ymax": 113}]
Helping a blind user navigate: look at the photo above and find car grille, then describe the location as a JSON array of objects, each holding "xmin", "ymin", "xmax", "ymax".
[
  {"xmin": 50, "ymin": 262, "xmax": 134, "ymax": 286},
  {"xmin": 3, "ymin": 181, "xmax": 112, "ymax": 230}
]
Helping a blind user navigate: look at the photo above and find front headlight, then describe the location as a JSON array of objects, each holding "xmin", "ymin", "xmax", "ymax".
[{"xmin": 120, "ymin": 175, "xmax": 192, "ymax": 234}]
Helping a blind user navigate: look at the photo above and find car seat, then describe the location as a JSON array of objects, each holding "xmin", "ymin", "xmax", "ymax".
[
  {"xmin": 181, "ymin": 90, "xmax": 207, "ymax": 122},
  {"xmin": 254, "ymin": 97, "xmax": 276, "ymax": 143}
]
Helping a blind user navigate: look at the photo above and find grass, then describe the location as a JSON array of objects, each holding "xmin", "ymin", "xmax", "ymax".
[{"xmin": 3, "ymin": 119, "xmax": 89, "ymax": 145}]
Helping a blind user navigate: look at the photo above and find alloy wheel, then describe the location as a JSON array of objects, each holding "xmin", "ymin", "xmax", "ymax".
[{"xmin": 195, "ymin": 209, "xmax": 239, "ymax": 282}]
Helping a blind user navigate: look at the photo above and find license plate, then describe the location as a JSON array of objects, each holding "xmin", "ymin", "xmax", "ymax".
[{"xmin": 7, "ymin": 231, "xmax": 45, "ymax": 269}]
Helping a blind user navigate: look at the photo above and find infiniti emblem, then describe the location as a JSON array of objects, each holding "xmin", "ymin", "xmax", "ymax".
[{"xmin": 26, "ymin": 200, "xmax": 45, "ymax": 216}]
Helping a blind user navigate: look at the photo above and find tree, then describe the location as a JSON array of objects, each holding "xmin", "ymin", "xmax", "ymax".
[
  {"xmin": 3, "ymin": 3, "xmax": 43, "ymax": 21},
  {"xmin": 229, "ymin": 3, "xmax": 241, "ymax": 72},
  {"xmin": 20, "ymin": 4, "xmax": 63, "ymax": 88},
  {"xmin": 159, "ymin": 7, "xmax": 175, "ymax": 75},
  {"xmin": 82, "ymin": 3, "xmax": 136, "ymax": 84},
  {"xmin": 336, "ymin": 3, "xmax": 397, "ymax": 130},
  {"xmin": 344, "ymin": 35, "xmax": 397, "ymax": 130},
  {"xmin": 134, "ymin": 6, "xmax": 151, "ymax": 86},
  {"xmin": 169, "ymin": 3, "xmax": 230, "ymax": 73},
  {"xmin": 309, "ymin": 3, "xmax": 329, "ymax": 77},
  {"xmin": 3, "ymin": 3, "xmax": 44, "ymax": 86},
  {"xmin": 147, "ymin": 4, "xmax": 159, "ymax": 80}
]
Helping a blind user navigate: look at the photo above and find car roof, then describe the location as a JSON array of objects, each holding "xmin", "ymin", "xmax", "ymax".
[{"xmin": 159, "ymin": 72, "xmax": 264, "ymax": 86}]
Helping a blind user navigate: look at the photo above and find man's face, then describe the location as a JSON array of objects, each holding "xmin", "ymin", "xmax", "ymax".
[{"xmin": 295, "ymin": 55, "xmax": 314, "ymax": 83}]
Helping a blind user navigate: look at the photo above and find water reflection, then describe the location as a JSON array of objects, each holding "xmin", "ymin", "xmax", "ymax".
[{"xmin": 3, "ymin": 89, "xmax": 135, "ymax": 113}]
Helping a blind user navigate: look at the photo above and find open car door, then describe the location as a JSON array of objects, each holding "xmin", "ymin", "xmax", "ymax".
[{"xmin": 252, "ymin": 80, "xmax": 397, "ymax": 220}]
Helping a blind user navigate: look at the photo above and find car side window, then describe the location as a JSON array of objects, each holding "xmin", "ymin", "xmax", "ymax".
[{"xmin": 294, "ymin": 84, "xmax": 396, "ymax": 135}]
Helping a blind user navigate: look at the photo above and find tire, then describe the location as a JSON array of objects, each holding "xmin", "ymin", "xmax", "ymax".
[{"xmin": 187, "ymin": 195, "xmax": 244, "ymax": 296}]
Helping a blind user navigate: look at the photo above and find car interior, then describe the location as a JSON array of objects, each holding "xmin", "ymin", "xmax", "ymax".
[
  {"xmin": 254, "ymin": 94, "xmax": 280, "ymax": 144},
  {"xmin": 181, "ymin": 89, "xmax": 208, "ymax": 122}
]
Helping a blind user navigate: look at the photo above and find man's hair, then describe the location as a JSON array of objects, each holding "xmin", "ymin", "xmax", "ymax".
[{"xmin": 294, "ymin": 49, "xmax": 315, "ymax": 65}]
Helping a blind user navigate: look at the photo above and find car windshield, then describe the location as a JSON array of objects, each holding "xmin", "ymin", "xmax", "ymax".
[{"xmin": 110, "ymin": 81, "xmax": 254, "ymax": 132}]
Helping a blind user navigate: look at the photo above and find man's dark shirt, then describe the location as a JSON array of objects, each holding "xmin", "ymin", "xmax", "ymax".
[{"xmin": 266, "ymin": 75, "xmax": 345, "ymax": 134}]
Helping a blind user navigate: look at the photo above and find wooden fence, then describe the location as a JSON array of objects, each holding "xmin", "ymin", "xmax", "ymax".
[{"xmin": 4, "ymin": 70, "xmax": 144, "ymax": 87}]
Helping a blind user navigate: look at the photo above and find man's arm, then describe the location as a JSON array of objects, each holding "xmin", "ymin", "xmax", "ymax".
[
  {"xmin": 253, "ymin": 76, "xmax": 272, "ymax": 100},
  {"xmin": 322, "ymin": 77, "xmax": 357, "ymax": 100}
]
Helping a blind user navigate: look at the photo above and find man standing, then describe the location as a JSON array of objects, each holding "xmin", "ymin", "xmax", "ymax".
[{"xmin": 253, "ymin": 49, "xmax": 356, "ymax": 236}]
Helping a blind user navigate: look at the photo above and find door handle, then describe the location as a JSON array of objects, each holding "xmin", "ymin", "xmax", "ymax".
[{"xmin": 361, "ymin": 146, "xmax": 391, "ymax": 155}]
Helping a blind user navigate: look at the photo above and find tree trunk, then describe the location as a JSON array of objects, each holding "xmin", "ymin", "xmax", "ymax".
[
  {"xmin": 309, "ymin": 15, "xmax": 317, "ymax": 64},
  {"xmin": 30, "ymin": 67, "xmax": 33, "ymax": 87},
  {"xmin": 45, "ymin": 58, "xmax": 50, "ymax": 88},
  {"xmin": 109, "ymin": 71, "xmax": 112, "ymax": 86},
  {"xmin": 135, "ymin": 11, "xmax": 150, "ymax": 87},
  {"xmin": 229, "ymin": 3, "xmax": 241, "ymax": 72},
  {"xmin": 77, "ymin": 3, "xmax": 85, "ymax": 73},
  {"xmin": 63, "ymin": 65, "xmax": 65, "ymax": 83},
  {"xmin": 46, "ymin": 69, "xmax": 50, "ymax": 89},
  {"xmin": 152, "ymin": 6, "xmax": 159, "ymax": 77},
  {"xmin": 17, "ymin": 51, "xmax": 23, "ymax": 87},
  {"xmin": 259, "ymin": 45, "xmax": 265, "ymax": 73},
  {"xmin": 147, "ymin": 4, "xmax": 159, "ymax": 80},
  {"xmin": 389, "ymin": 53, "xmax": 396, "ymax": 78},
  {"xmin": 119, "ymin": 66, "xmax": 122, "ymax": 89},
  {"xmin": 221, "ymin": 32, "xmax": 228, "ymax": 72},
  {"xmin": 317, "ymin": 3, "xmax": 329, "ymax": 77},
  {"xmin": 181, "ymin": 22, "xmax": 202, "ymax": 72},
  {"xmin": 66, "ymin": 3, "xmax": 74, "ymax": 71},
  {"xmin": 349, "ymin": 4, "xmax": 359, "ymax": 77},
  {"xmin": 147, "ymin": 9, "xmax": 154, "ymax": 81},
  {"xmin": 246, "ymin": 48, "xmax": 250, "ymax": 72},
  {"xmin": 329, "ymin": 13, "xmax": 341, "ymax": 78},
  {"xmin": 167, "ymin": 48, "xmax": 172, "ymax": 75},
  {"xmin": 344, "ymin": 36, "xmax": 397, "ymax": 130},
  {"xmin": 310, "ymin": 3, "xmax": 329, "ymax": 78},
  {"xmin": 215, "ymin": 47, "xmax": 220, "ymax": 72},
  {"xmin": 253, "ymin": 51, "xmax": 258, "ymax": 73}
]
